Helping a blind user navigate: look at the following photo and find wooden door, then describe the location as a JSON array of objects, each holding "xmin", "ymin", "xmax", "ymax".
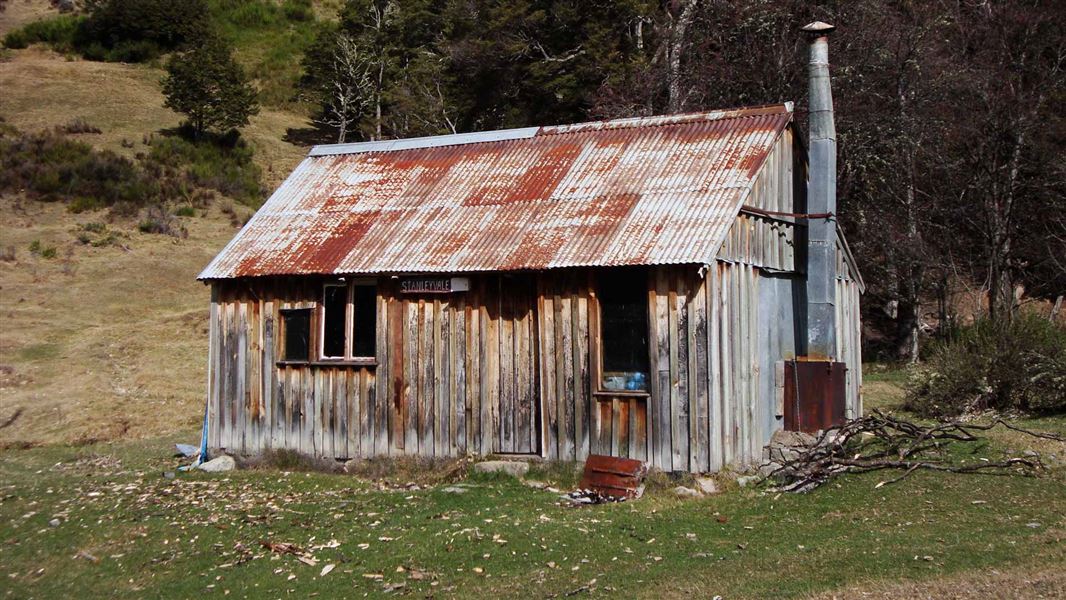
[{"xmin": 493, "ymin": 275, "xmax": 540, "ymax": 454}]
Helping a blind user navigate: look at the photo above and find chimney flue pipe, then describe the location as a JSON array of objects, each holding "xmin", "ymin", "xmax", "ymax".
[{"xmin": 802, "ymin": 21, "xmax": 838, "ymax": 359}]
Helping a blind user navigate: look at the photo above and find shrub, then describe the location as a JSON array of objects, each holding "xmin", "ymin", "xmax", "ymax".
[
  {"xmin": 282, "ymin": 0, "xmax": 315, "ymax": 22},
  {"xmin": 58, "ymin": 118, "xmax": 103, "ymax": 135},
  {"xmin": 138, "ymin": 204, "xmax": 188, "ymax": 238},
  {"xmin": 73, "ymin": 0, "xmax": 210, "ymax": 62},
  {"xmin": 0, "ymin": 128, "xmax": 160, "ymax": 209},
  {"xmin": 2, "ymin": 15, "xmax": 81, "ymax": 52},
  {"xmin": 28, "ymin": 240, "xmax": 58, "ymax": 259},
  {"xmin": 147, "ymin": 133, "xmax": 263, "ymax": 205},
  {"xmin": 174, "ymin": 205, "xmax": 197, "ymax": 217},
  {"xmin": 905, "ymin": 315, "xmax": 1066, "ymax": 417}
]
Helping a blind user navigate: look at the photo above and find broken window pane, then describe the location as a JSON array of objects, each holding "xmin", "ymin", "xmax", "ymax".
[
  {"xmin": 352, "ymin": 284, "xmax": 377, "ymax": 358},
  {"xmin": 322, "ymin": 284, "xmax": 346, "ymax": 358},
  {"xmin": 598, "ymin": 270, "xmax": 649, "ymax": 391},
  {"xmin": 281, "ymin": 309, "xmax": 311, "ymax": 362}
]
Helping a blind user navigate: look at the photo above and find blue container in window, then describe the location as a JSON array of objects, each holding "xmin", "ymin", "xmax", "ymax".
[{"xmin": 625, "ymin": 371, "xmax": 647, "ymax": 391}]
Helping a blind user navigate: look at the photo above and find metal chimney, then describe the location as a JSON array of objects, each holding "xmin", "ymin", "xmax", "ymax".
[{"xmin": 802, "ymin": 21, "xmax": 837, "ymax": 359}]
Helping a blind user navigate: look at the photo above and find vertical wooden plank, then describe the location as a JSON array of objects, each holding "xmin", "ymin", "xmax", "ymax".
[
  {"xmin": 619, "ymin": 398, "xmax": 631, "ymax": 458},
  {"xmin": 598, "ymin": 399, "xmax": 612, "ymax": 455},
  {"xmin": 468, "ymin": 299, "xmax": 481, "ymax": 453},
  {"xmin": 261, "ymin": 293, "xmax": 274, "ymax": 451},
  {"xmin": 515, "ymin": 289, "xmax": 532, "ymax": 455},
  {"xmin": 610, "ymin": 398, "xmax": 621, "ymax": 457},
  {"xmin": 686, "ymin": 278, "xmax": 700, "ymax": 472},
  {"xmin": 451, "ymin": 300, "xmax": 462, "ymax": 456},
  {"xmin": 552, "ymin": 292, "xmax": 566, "ymax": 459},
  {"xmin": 404, "ymin": 299, "xmax": 418, "ymax": 453},
  {"xmin": 249, "ymin": 297, "xmax": 262, "ymax": 454},
  {"xmin": 747, "ymin": 266, "xmax": 760, "ymax": 462},
  {"xmin": 666, "ymin": 274, "xmax": 682, "ymax": 470},
  {"xmin": 433, "ymin": 299, "xmax": 445, "ymax": 458},
  {"xmin": 348, "ymin": 369, "xmax": 359, "ymax": 458},
  {"xmin": 364, "ymin": 370, "xmax": 375, "ymax": 458},
  {"xmin": 542, "ymin": 290, "xmax": 558, "ymax": 459},
  {"xmin": 207, "ymin": 285, "xmax": 221, "ymax": 452},
  {"xmin": 573, "ymin": 287, "xmax": 589, "ymax": 461},
  {"xmin": 316, "ymin": 369, "xmax": 328, "ymax": 457},
  {"xmin": 693, "ymin": 278, "xmax": 710, "ymax": 473},
  {"xmin": 335, "ymin": 368, "xmax": 347, "ymax": 458},
  {"xmin": 633, "ymin": 399, "xmax": 647, "ymax": 462},
  {"xmin": 550, "ymin": 294, "xmax": 567, "ymax": 458},
  {"xmin": 719, "ymin": 265, "xmax": 734, "ymax": 466},
  {"xmin": 675, "ymin": 272, "xmax": 690, "ymax": 471},
  {"xmin": 236, "ymin": 301, "xmax": 248, "ymax": 454},
  {"xmin": 419, "ymin": 299, "xmax": 433, "ymax": 455},
  {"xmin": 478, "ymin": 301, "xmax": 490, "ymax": 455},
  {"xmin": 484, "ymin": 284, "xmax": 500, "ymax": 453},
  {"xmin": 377, "ymin": 287, "xmax": 390, "ymax": 458},
  {"xmin": 707, "ymin": 265, "xmax": 722, "ymax": 471},
  {"xmin": 301, "ymin": 367, "xmax": 313, "ymax": 456},
  {"xmin": 647, "ymin": 273, "xmax": 663, "ymax": 469},
  {"xmin": 559, "ymin": 294, "xmax": 575, "ymax": 461},
  {"xmin": 498, "ymin": 285, "xmax": 514, "ymax": 453},
  {"xmin": 652, "ymin": 269, "xmax": 669, "ymax": 471},
  {"xmin": 223, "ymin": 299, "xmax": 234, "ymax": 452}
]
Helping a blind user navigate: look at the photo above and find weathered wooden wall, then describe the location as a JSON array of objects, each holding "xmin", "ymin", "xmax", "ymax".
[
  {"xmin": 207, "ymin": 266, "xmax": 745, "ymax": 471},
  {"xmin": 208, "ymin": 276, "xmax": 539, "ymax": 459}
]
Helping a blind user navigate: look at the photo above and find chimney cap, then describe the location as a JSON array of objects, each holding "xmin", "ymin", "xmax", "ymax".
[{"xmin": 801, "ymin": 21, "xmax": 835, "ymax": 36}]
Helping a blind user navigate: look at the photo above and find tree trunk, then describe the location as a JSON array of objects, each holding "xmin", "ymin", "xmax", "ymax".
[{"xmin": 666, "ymin": 0, "xmax": 698, "ymax": 113}]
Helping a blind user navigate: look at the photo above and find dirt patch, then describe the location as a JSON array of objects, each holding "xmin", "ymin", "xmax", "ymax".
[{"xmin": 811, "ymin": 563, "xmax": 1066, "ymax": 599}]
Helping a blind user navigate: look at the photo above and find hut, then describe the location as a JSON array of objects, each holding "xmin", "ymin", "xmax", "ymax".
[{"xmin": 198, "ymin": 23, "xmax": 862, "ymax": 473}]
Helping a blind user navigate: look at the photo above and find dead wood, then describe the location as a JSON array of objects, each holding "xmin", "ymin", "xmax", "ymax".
[{"xmin": 765, "ymin": 410, "xmax": 1063, "ymax": 493}]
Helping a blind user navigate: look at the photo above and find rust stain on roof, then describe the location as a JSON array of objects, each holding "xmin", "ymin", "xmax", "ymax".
[{"xmin": 200, "ymin": 104, "xmax": 794, "ymax": 279}]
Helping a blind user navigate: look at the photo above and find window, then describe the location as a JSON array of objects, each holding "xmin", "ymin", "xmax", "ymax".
[
  {"xmin": 352, "ymin": 284, "xmax": 377, "ymax": 357},
  {"xmin": 597, "ymin": 270, "xmax": 649, "ymax": 392},
  {"xmin": 319, "ymin": 280, "xmax": 378, "ymax": 361},
  {"xmin": 322, "ymin": 284, "xmax": 347, "ymax": 358},
  {"xmin": 280, "ymin": 308, "xmax": 311, "ymax": 362}
]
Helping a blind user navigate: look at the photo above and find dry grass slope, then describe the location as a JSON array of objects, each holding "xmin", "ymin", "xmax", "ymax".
[
  {"xmin": 0, "ymin": 196, "xmax": 238, "ymax": 445},
  {"xmin": 0, "ymin": 35, "xmax": 313, "ymax": 445}
]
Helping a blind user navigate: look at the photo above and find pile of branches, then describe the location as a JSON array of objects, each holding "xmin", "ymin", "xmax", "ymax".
[{"xmin": 766, "ymin": 410, "xmax": 1064, "ymax": 493}]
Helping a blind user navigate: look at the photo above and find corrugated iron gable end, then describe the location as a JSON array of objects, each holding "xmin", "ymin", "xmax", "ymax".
[{"xmin": 200, "ymin": 104, "xmax": 793, "ymax": 279}]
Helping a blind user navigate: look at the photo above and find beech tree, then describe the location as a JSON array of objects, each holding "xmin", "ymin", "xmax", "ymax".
[{"xmin": 162, "ymin": 36, "xmax": 259, "ymax": 138}]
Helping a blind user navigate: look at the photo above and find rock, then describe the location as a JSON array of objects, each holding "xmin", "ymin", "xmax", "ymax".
[
  {"xmin": 673, "ymin": 486, "xmax": 702, "ymax": 498},
  {"xmin": 473, "ymin": 460, "xmax": 529, "ymax": 477},
  {"xmin": 441, "ymin": 486, "xmax": 468, "ymax": 494},
  {"xmin": 759, "ymin": 462, "xmax": 783, "ymax": 477},
  {"xmin": 770, "ymin": 430, "xmax": 816, "ymax": 448},
  {"xmin": 163, "ymin": 471, "xmax": 176, "ymax": 480},
  {"xmin": 522, "ymin": 480, "xmax": 548, "ymax": 489},
  {"xmin": 48, "ymin": 518, "xmax": 61, "ymax": 527},
  {"xmin": 694, "ymin": 477, "xmax": 719, "ymax": 495},
  {"xmin": 736, "ymin": 475, "xmax": 761, "ymax": 488},
  {"xmin": 197, "ymin": 455, "xmax": 236, "ymax": 473}
]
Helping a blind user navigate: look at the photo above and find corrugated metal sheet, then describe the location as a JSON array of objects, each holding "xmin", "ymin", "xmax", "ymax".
[{"xmin": 200, "ymin": 104, "xmax": 794, "ymax": 280}]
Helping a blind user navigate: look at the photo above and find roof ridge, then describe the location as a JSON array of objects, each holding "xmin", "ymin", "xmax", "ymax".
[{"xmin": 308, "ymin": 102, "xmax": 793, "ymax": 157}]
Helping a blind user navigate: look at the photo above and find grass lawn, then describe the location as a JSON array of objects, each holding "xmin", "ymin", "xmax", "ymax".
[{"xmin": 2, "ymin": 407, "xmax": 1064, "ymax": 599}]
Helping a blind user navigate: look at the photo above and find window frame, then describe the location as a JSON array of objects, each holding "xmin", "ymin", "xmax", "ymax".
[
  {"xmin": 316, "ymin": 278, "xmax": 378, "ymax": 364},
  {"xmin": 590, "ymin": 269, "xmax": 652, "ymax": 397},
  {"xmin": 278, "ymin": 307, "xmax": 313, "ymax": 363}
]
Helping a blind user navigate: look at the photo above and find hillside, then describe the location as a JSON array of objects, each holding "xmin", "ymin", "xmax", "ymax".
[{"xmin": 0, "ymin": 4, "xmax": 317, "ymax": 446}]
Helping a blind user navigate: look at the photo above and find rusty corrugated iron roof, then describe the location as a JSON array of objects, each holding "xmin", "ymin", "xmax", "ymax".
[{"xmin": 199, "ymin": 103, "xmax": 794, "ymax": 279}]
